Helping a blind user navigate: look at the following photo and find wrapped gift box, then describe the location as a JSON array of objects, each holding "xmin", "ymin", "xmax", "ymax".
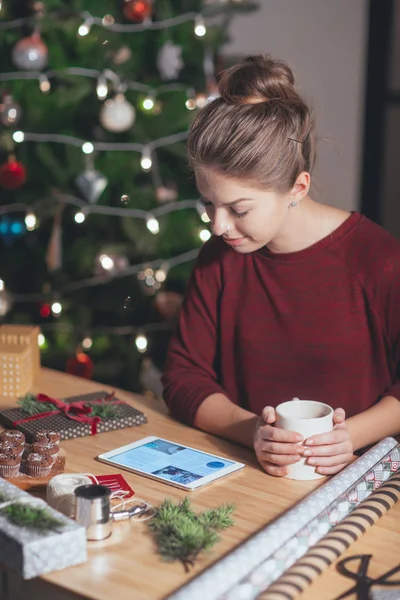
[
  {"xmin": 0, "ymin": 390, "xmax": 147, "ymax": 442},
  {"xmin": 0, "ymin": 477, "xmax": 86, "ymax": 579}
]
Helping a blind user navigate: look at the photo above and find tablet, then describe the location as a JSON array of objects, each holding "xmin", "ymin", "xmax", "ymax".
[{"xmin": 97, "ymin": 436, "xmax": 245, "ymax": 491}]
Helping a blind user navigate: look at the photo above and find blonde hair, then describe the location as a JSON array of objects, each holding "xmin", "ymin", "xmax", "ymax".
[{"xmin": 188, "ymin": 54, "xmax": 316, "ymax": 193}]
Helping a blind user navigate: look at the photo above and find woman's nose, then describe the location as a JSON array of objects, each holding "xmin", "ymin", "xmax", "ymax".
[{"xmin": 211, "ymin": 214, "xmax": 229, "ymax": 237}]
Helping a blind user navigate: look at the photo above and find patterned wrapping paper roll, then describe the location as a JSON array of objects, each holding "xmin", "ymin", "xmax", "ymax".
[
  {"xmin": 166, "ymin": 437, "xmax": 398, "ymax": 600},
  {"xmin": 259, "ymin": 472, "xmax": 400, "ymax": 600},
  {"xmin": 224, "ymin": 445, "xmax": 400, "ymax": 600}
]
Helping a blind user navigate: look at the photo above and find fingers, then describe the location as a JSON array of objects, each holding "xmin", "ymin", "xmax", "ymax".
[
  {"xmin": 304, "ymin": 426, "xmax": 349, "ymax": 447},
  {"xmin": 306, "ymin": 453, "xmax": 352, "ymax": 468},
  {"xmin": 261, "ymin": 406, "xmax": 276, "ymax": 425},
  {"xmin": 315, "ymin": 462, "xmax": 349, "ymax": 476},
  {"xmin": 302, "ymin": 441, "xmax": 351, "ymax": 458},
  {"xmin": 259, "ymin": 461, "xmax": 288, "ymax": 477},
  {"xmin": 333, "ymin": 408, "xmax": 346, "ymax": 425}
]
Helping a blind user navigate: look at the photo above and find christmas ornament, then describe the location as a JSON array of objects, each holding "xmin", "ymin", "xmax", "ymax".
[
  {"xmin": 157, "ymin": 41, "xmax": 184, "ymax": 81},
  {"xmin": 99, "ymin": 94, "xmax": 135, "ymax": 133},
  {"xmin": 0, "ymin": 288, "xmax": 12, "ymax": 317},
  {"xmin": 11, "ymin": 33, "xmax": 48, "ymax": 71},
  {"xmin": 0, "ymin": 94, "xmax": 22, "ymax": 127},
  {"xmin": 75, "ymin": 169, "xmax": 108, "ymax": 203},
  {"xmin": 66, "ymin": 352, "xmax": 94, "ymax": 380},
  {"xmin": 122, "ymin": 0, "xmax": 152, "ymax": 23},
  {"xmin": 0, "ymin": 156, "xmax": 26, "ymax": 190},
  {"xmin": 46, "ymin": 206, "xmax": 64, "ymax": 273}
]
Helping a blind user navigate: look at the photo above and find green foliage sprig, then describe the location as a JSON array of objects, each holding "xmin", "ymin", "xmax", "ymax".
[
  {"xmin": 148, "ymin": 497, "xmax": 235, "ymax": 571},
  {"xmin": 17, "ymin": 393, "xmax": 119, "ymax": 420},
  {"xmin": 0, "ymin": 504, "xmax": 64, "ymax": 533},
  {"xmin": 17, "ymin": 394, "xmax": 56, "ymax": 416}
]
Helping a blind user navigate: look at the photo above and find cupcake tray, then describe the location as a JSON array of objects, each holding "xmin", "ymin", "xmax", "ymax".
[{"xmin": 4, "ymin": 446, "xmax": 66, "ymax": 491}]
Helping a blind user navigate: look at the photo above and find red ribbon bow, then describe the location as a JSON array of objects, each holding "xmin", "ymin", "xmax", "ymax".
[{"xmin": 13, "ymin": 391, "xmax": 117, "ymax": 435}]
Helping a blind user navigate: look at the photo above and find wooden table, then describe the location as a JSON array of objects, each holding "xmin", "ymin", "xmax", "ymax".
[{"xmin": 1, "ymin": 368, "xmax": 399, "ymax": 600}]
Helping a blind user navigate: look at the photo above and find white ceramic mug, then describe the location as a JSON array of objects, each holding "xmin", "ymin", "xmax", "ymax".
[{"xmin": 275, "ymin": 397, "xmax": 334, "ymax": 481}]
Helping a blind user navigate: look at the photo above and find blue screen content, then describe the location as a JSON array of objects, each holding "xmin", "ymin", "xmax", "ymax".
[{"xmin": 110, "ymin": 439, "xmax": 235, "ymax": 485}]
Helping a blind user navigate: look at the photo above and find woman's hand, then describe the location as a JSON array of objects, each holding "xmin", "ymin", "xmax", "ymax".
[
  {"xmin": 302, "ymin": 408, "xmax": 354, "ymax": 475},
  {"xmin": 253, "ymin": 406, "xmax": 354, "ymax": 477},
  {"xmin": 253, "ymin": 406, "xmax": 304, "ymax": 476}
]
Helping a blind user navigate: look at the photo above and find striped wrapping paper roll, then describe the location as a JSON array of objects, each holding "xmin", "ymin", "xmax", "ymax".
[
  {"xmin": 260, "ymin": 471, "xmax": 400, "ymax": 600},
  {"xmin": 166, "ymin": 437, "xmax": 399, "ymax": 600},
  {"xmin": 221, "ymin": 443, "xmax": 400, "ymax": 600}
]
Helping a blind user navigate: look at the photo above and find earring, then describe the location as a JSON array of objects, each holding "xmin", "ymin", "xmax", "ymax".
[{"xmin": 289, "ymin": 200, "xmax": 297, "ymax": 208}]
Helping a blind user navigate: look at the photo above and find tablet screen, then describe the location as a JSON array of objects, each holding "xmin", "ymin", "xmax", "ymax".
[{"xmin": 109, "ymin": 438, "xmax": 236, "ymax": 486}]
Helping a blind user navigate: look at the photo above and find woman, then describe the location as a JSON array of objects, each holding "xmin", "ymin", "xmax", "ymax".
[{"xmin": 162, "ymin": 55, "xmax": 400, "ymax": 477}]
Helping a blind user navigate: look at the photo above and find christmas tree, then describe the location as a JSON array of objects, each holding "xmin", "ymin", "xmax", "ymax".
[{"xmin": 0, "ymin": 0, "xmax": 257, "ymax": 395}]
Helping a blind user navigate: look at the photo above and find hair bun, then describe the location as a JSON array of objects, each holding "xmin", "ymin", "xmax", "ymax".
[{"xmin": 218, "ymin": 54, "xmax": 298, "ymax": 105}]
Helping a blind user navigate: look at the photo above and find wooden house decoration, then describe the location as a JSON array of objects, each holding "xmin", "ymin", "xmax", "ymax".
[{"xmin": 0, "ymin": 325, "xmax": 41, "ymax": 397}]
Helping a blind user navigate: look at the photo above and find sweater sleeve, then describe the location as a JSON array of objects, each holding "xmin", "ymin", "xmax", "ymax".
[
  {"xmin": 161, "ymin": 237, "xmax": 227, "ymax": 425},
  {"xmin": 372, "ymin": 250, "xmax": 400, "ymax": 401}
]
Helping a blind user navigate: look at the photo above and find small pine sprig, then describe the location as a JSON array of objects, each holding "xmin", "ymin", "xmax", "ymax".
[
  {"xmin": 148, "ymin": 497, "xmax": 235, "ymax": 571},
  {"xmin": 89, "ymin": 402, "xmax": 120, "ymax": 420},
  {"xmin": 0, "ymin": 504, "xmax": 64, "ymax": 533},
  {"xmin": 16, "ymin": 393, "xmax": 56, "ymax": 416}
]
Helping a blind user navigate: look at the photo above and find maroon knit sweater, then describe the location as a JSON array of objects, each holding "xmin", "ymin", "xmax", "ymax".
[{"xmin": 162, "ymin": 213, "xmax": 400, "ymax": 425}]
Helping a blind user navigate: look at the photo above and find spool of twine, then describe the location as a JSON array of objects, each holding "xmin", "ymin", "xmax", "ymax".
[{"xmin": 46, "ymin": 473, "xmax": 93, "ymax": 518}]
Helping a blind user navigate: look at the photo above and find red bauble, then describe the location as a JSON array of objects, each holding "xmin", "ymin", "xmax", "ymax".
[
  {"xmin": 0, "ymin": 157, "xmax": 26, "ymax": 190},
  {"xmin": 123, "ymin": 0, "xmax": 152, "ymax": 22},
  {"xmin": 66, "ymin": 352, "xmax": 94, "ymax": 380}
]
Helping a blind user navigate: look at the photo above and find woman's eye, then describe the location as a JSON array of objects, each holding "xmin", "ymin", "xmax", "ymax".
[
  {"xmin": 200, "ymin": 197, "xmax": 212, "ymax": 207},
  {"xmin": 232, "ymin": 209, "xmax": 249, "ymax": 219}
]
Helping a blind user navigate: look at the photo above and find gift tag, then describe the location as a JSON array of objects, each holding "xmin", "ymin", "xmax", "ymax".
[{"xmin": 89, "ymin": 474, "xmax": 135, "ymax": 498}]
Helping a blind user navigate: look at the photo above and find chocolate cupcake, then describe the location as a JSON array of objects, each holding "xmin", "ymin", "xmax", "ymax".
[
  {"xmin": 33, "ymin": 431, "xmax": 60, "ymax": 446},
  {"xmin": 0, "ymin": 430, "xmax": 25, "ymax": 445},
  {"xmin": 25, "ymin": 453, "xmax": 53, "ymax": 477},
  {"xmin": 31, "ymin": 442, "xmax": 59, "ymax": 462},
  {"xmin": 0, "ymin": 441, "xmax": 24, "ymax": 458},
  {"xmin": 0, "ymin": 453, "xmax": 21, "ymax": 478}
]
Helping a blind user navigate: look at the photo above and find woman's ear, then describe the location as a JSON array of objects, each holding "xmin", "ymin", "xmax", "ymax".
[{"xmin": 289, "ymin": 171, "xmax": 311, "ymax": 206}]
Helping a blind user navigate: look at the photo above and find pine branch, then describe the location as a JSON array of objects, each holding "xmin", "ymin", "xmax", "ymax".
[
  {"xmin": 89, "ymin": 402, "xmax": 120, "ymax": 420},
  {"xmin": 0, "ymin": 504, "xmax": 64, "ymax": 533},
  {"xmin": 148, "ymin": 497, "xmax": 235, "ymax": 570},
  {"xmin": 17, "ymin": 393, "xmax": 56, "ymax": 416}
]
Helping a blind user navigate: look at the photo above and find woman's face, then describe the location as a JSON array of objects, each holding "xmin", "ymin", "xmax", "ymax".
[{"xmin": 196, "ymin": 167, "xmax": 294, "ymax": 253}]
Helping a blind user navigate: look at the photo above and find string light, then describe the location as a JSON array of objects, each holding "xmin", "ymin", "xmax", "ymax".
[
  {"xmin": 38, "ymin": 333, "xmax": 46, "ymax": 348},
  {"xmin": 82, "ymin": 142, "xmax": 94, "ymax": 154},
  {"xmin": 0, "ymin": 10, "xmax": 220, "ymax": 34},
  {"xmin": 12, "ymin": 131, "xmax": 24, "ymax": 143},
  {"xmin": 74, "ymin": 211, "xmax": 86, "ymax": 223},
  {"xmin": 194, "ymin": 15, "xmax": 206, "ymax": 37},
  {"xmin": 11, "ymin": 130, "xmax": 188, "ymax": 154},
  {"xmin": 146, "ymin": 215, "xmax": 160, "ymax": 234},
  {"xmin": 0, "ymin": 279, "xmax": 4, "ymax": 292},
  {"xmin": 141, "ymin": 147, "xmax": 152, "ymax": 171},
  {"xmin": 199, "ymin": 229, "xmax": 211, "ymax": 242},
  {"xmin": 135, "ymin": 333, "xmax": 148, "ymax": 353},
  {"xmin": 38, "ymin": 74, "xmax": 51, "ymax": 93},
  {"xmin": 96, "ymin": 75, "xmax": 108, "ymax": 100},
  {"xmin": 82, "ymin": 337, "xmax": 93, "ymax": 349},
  {"xmin": 0, "ymin": 68, "xmax": 193, "ymax": 99},
  {"xmin": 78, "ymin": 14, "xmax": 93, "ymax": 37},
  {"xmin": 25, "ymin": 211, "xmax": 37, "ymax": 231},
  {"xmin": 51, "ymin": 301, "xmax": 62, "ymax": 316},
  {"xmin": 142, "ymin": 94, "xmax": 155, "ymax": 111},
  {"xmin": 99, "ymin": 254, "xmax": 114, "ymax": 271}
]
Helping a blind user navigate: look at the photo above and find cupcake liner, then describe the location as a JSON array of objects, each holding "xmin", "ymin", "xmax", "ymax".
[
  {"xmin": 0, "ymin": 463, "xmax": 21, "ymax": 478},
  {"xmin": 26, "ymin": 463, "xmax": 52, "ymax": 477}
]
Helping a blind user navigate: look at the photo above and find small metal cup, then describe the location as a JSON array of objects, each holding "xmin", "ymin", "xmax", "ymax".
[{"xmin": 74, "ymin": 484, "xmax": 112, "ymax": 541}]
